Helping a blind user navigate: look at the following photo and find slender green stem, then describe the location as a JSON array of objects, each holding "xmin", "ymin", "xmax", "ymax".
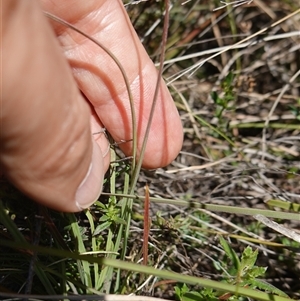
[
  {"xmin": 129, "ymin": 0, "xmax": 171, "ymax": 193},
  {"xmin": 101, "ymin": 193, "xmax": 300, "ymax": 221},
  {"xmin": 231, "ymin": 122, "xmax": 300, "ymax": 130},
  {"xmin": 119, "ymin": 0, "xmax": 171, "ymax": 271}
]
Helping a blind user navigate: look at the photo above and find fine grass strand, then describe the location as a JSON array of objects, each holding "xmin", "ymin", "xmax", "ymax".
[
  {"xmin": 165, "ymin": 8, "xmax": 300, "ymax": 84},
  {"xmin": 101, "ymin": 193, "xmax": 300, "ymax": 221},
  {"xmin": 44, "ymin": 12, "xmax": 138, "ymax": 173},
  {"xmin": 118, "ymin": 0, "xmax": 172, "ymax": 287},
  {"xmin": 128, "ymin": 0, "xmax": 171, "ymax": 191},
  {"xmin": 84, "ymin": 210, "xmax": 99, "ymax": 288},
  {"xmin": 66, "ymin": 213, "xmax": 92, "ymax": 288}
]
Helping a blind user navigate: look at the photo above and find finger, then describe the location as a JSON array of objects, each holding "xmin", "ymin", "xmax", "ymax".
[
  {"xmin": 41, "ymin": 0, "xmax": 183, "ymax": 169},
  {"xmin": 1, "ymin": 0, "xmax": 107, "ymax": 212}
]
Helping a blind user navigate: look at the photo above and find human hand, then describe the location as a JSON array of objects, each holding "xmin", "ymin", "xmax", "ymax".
[{"xmin": 1, "ymin": 0, "xmax": 183, "ymax": 212}]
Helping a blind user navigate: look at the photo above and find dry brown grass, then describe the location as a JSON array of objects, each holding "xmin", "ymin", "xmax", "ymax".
[{"xmin": 125, "ymin": 0, "xmax": 300, "ymax": 298}]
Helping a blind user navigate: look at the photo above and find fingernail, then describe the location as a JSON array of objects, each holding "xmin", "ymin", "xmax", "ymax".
[{"xmin": 75, "ymin": 139, "xmax": 104, "ymax": 210}]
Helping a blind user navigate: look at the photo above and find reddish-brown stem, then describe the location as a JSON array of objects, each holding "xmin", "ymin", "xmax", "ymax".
[{"xmin": 142, "ymin": 184, "xmax": 150, "ymax": 266}]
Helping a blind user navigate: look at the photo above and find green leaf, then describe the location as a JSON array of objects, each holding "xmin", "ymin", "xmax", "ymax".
[
  {"xmin": 113, "ymin": 216, "xmax": 127, "ymax": 225},
  {"xmin": 200, "ymin": 288, "xmax": 219, "ymax": 300},
  {"xmin": 67, "ymin": 213, "xmax": 92, "ymax": 288},
  {"xmin": 99, "ymin": 215, "xmax": 110, "ymax": 222},
  {"xmin": 240, "ymin": 246, "xmax": 258, "ymax": 276},
  {"xmin": 267, "ymin": 199, "xmax": 300, "ymax": 212},
  {"xmin": 250, "ymin": 279, "xmax": 289, "ymax": 297},
  {"xmin": 182, "ymin": 291, "xmax": 203, "ymax": 301},
  {"xmin": 93, "ymin": 221, "xmax": 112, "ymax": 236},
  {"xmin": 211, "ymin": 91, "xmax": 219, "ymax": 103},
  {"xmin": 248, "ymin": 266, "xmax": 267, "ymax": 278},
  {"xmin": 175, "ymin": 286, "xmax": 183, "ymax": 300},
  {"xmin": 95, "ymin": 201, "xmax": 106, "ymax": 209},
  {"xmin": 223, "ymin": 71, "xmax": 234, "ymax": 87},
  {"xmin": 219, "ymin": 236, "xmax": 240, "ymax": 270},
  {"xmin": 175, "ymin": 283, "xmax": 190, "ymax": 300}
]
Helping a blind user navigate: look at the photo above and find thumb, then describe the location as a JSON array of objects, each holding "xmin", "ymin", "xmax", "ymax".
[{"xmin": 1, "ymin": 0, "xmax": 107, "ymax": 212}]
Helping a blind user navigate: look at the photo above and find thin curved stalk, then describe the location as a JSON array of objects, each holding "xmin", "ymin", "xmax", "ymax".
[
  {"xmin": 119, "ymin": 0, "xmax": 171, "ymax": 265},
  {"xmin": 129, "ymin": 0, "xmax": 171, "ymax": 193},
  {"xmin": 101, "ymin": 192, "xmax": 300, "ymax": 221},
  {"xmin": 44, "ymin": 12, "xmax": 137, "ymax": 172}
]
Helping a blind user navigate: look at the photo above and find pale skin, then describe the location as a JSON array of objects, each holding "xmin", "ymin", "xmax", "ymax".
[{"xmin": 1, "ymin": 0, "xmax": 183, "ymax": 212}]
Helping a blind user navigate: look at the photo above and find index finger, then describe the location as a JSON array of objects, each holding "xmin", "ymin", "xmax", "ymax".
[{"xmin": 41, "ymin": 0, "xmax": 183, "ymax": 168}]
